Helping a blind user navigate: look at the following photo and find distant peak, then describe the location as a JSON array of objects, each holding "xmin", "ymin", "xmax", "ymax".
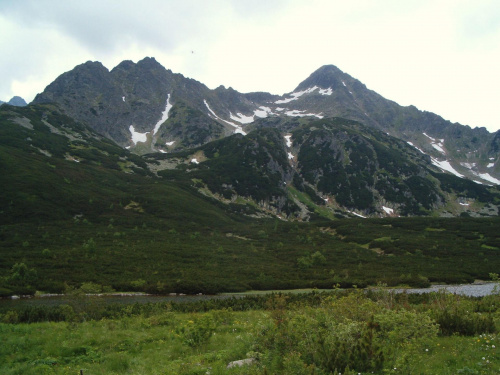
[
  {"xmin": 294, "ymin": 64, "xmax": 351, "ymax": 92},
  {"xmin": 73, "ymin": 61, "xmax": 109, "ymax": 74},
  {"xmin": 82, "ymin": 60, "xmax": 106, "ymax": 68},
  {"xmin": 113, "ymin": 60, "xmax": 135, "ymax": 71},
  {"xmin": 8, "ymin": 96, "xmax": 27, "ymax": 106},
  {"xmin": 140, "ymin": 56, "xmax": 157, "ymax": 63},
  {"xmin": 0, "ymin": 96, "xmax": 27, "ymax": 107},
  {"xmin": 314, "ymin": 64, "xmax": 343, "ymax": 73},
  {"xmin": 137, "ymin": 56, "xmax": 163, "ymax": 68}
]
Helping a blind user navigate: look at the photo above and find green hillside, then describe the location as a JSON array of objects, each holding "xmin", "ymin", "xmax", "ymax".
[{"xmin": 1, "ymin": 104, "xmax": 499, "ymax": 296}]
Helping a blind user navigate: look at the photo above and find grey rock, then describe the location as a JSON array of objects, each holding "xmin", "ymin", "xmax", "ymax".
[{"xmin": 227, "ymin": 358, "xmax": 256, "ymax": 369}]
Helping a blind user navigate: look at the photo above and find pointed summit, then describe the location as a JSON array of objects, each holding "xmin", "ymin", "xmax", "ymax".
[
  {"xmin": 8, "ymin": 96, "xmax": 27, "ymax": 106},
  {"xmin": 294, "ymin": 65, "xmax": 353, "ymax": 92},
  {"xmin": 111, "ymin": 60, "xmax": 136, "ymax": 72},
  {"xmin": 33, "ymin": 61, "xmax": 110, "ymax": 105},
  {"xmin": 136, "ymin": 56, "xmax": 164, "ymax": 70}
]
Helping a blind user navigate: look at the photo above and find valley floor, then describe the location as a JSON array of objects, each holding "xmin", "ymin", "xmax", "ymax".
[{"xmin": 1, "ymin": 289, "xmax": 499, "ymax": 374}]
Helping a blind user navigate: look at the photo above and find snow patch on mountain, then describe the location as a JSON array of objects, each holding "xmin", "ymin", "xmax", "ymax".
[
  {"xmin": 348, "ymin": 210, "xmax": 366, "ymax": 218},
  {"xmin": 285, "ymin": 109, "xmax": 323, "ymax": 119},
  {"xmin": 254, "ymin": 106, "xmax": 273, "ymax": 118},
  {"xmin": 423, "ymin": 133, "xmax": 446, "ymax": 154},
  {"xmin": 487, "ymin": 163, "xmax": 495, "ymax": 168},
  {"xmin": 318, "ymin": 87, "xmax": 333, "ymax": 95},
  {"xmin": 288, "ymin": 152, "xmax": 294, "ymax": 160},
  {"xmin": 122, "ymin": 96, "xmax": 125, "ymax": 102},
  {"xmin": 275, "ymin": 86, "xmax": 318, "ymax": 104},
  {"xmin": 457, "ymin": 166, "xmax": 500, "ymax": 185},
  {"xmin": 275, "ymin": 97, "xmax": 296, "ymax": 104},
  {"xmin": 129, "ymin": 125, "xmax": 149, "ymax": 145},
  {"xmin": 230, "ymin": 112, "xmax": 254, "ymax": 124},
  {"xmin": 382, "ymin": 206, "xmax": 394, "ymax": 215},
  {"xmin": 191, "ymin": 158, "xmax": 199, "ymax": 164},
  {"xmin": 284, "ymin": 135, "xmax": 292, "ymax": 148},
  {"xmin": 166, "ymin": 141, "xmax": 175, "ymax": 146},
  {"xmin": 423, "ymin": 133, "xmax": 435, "ymax": 141},
  {"xmin": 432, "ymin": 143, "xmax": 445, "ymax": 153},
  {"xmin": 423, "ymin": 133, "xmax": 444, "ymax": 144},
  {"xmin": 229, "ymin": 107, "xmax": 275, "ymax": 123},
  {"xmin": 431, "ymin": 158, "xmax": 464, "ymax": 178},
  {"xmin": 407, "ymin": 141, "xmax": 425, "ymax": 154},
  {"xmin": 153, "ymin": 94, "xmax": 172, "ymax": 135},
  {"xmin": 460, "ymin": 162, "xmax": 476, "ymax": 170},
  {"xmin": 204, "ymin": 100, "xmax": 217, "ymax": 117},
  {"xmin": 204, "ymin": 100, "xmax": 247, "ymax": 135},
  {"xmin": 475, "ymin": 173, "xmax": 500, "ymax": 185}
]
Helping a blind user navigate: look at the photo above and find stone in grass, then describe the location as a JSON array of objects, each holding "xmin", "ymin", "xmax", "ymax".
[{"xmin": 227, "ymin": 358, "xmax": 257, "ymax": 369}]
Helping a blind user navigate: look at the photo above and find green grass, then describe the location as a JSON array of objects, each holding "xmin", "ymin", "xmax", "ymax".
[
  {"xmin": 412, "ymin": 335, "xmax": 499, "ymax": 374},
  {"xmin": 1, "ymin": 290, "xmax": 499, "ymax": 374},
  {"xmin": 0, "ymin": 310, "xmax": 263, "ymax": 375}
]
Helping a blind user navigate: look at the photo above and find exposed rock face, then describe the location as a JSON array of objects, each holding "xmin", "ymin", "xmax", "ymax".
[
  {"xmin": 8, "ymin": 96, "xmax": 27, "ymax": 106},
  {"xmin": 32, "ymin": 57, "xmax": 269, "ymax": 150},
  {"xmin": 34, "ymin": 58, "xmax": 172, "ymax": 145},
  {"xmin": 33, "ymin": 58, "xmax": 499, "ymax": 182}
]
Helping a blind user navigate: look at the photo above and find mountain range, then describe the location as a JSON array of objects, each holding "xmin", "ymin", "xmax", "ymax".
[
  {"xmin": 2, "ymin": 58, "xmax": 500, "ymax": 294},
  {"xmin": 2, "ymin": 57, "xmax": 499, "ymax": 220},
  {"xmin": 33, "ymin": 58, "xmax": 499, "ymax": 183}
]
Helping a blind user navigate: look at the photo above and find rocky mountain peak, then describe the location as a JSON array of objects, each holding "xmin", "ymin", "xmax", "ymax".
[
  {"xmin": 30, "ymin": 57, "xmax": 499, "ymax": 185},
  {"xmin": 0, "ymin": 96, "xmax": 27, "ymax": 107},
  {"xmin": 111, "ymin": 60, "xmax": 136, "ymax": 72},
  {"xmin": 294, "ymin": 64, "xmax": 353, "ymax": 91},
  {"xmin": 136, "ymin": 56, "xmax": 164, "ymax": 70},
  {"xmin": 69, "ymin": 61, "xmax": 108, "ymax": 77},
  {"xmin": 8, "ymin": 96, "xmax": 28, "ymax": 106},
  {"xmin": 33, "ymin": 61, "xmax": 110, "ymax": 105}
]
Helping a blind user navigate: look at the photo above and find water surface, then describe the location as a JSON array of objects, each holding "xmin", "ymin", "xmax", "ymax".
[{"xmin": 1, "ymin": 282, "xmax": 497, "ymax": 310}]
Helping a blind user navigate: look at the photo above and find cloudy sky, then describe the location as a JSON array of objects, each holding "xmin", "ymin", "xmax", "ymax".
[{"xmin": 1, "ymin": 0, "xmax": 500, "ymax": 131}]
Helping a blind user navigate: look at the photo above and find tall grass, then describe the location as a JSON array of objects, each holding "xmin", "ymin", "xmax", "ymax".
[{"xmin": 1, "ymin": 290, "xmax": 499, "ymax": 374}]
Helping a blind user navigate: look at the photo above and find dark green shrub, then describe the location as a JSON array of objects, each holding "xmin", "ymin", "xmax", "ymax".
[{"xmin": 432, "ymin": 308, "xmax": 495, "ymax": 336}]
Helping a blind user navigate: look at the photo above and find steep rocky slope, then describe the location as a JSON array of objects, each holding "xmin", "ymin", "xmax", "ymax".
[{"xmin": 32, "ymin": 59, "xmax": 499, "ymax": 185}]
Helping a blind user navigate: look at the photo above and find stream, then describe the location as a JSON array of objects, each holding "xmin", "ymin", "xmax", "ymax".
[{"xmin": 0, "ymin": 283, "xmax": 497, "ymax": 310}]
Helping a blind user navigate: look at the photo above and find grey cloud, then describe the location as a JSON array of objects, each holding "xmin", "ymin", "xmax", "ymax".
[
  {"xmin": 0, "ymin": 0, "xmax": 226, "ymax": 55},
  {"xmin": 229, "ymin": 0, "xmax": 289, "ymax": 18},
  {"xmin": 460, "ymin": 2, "xmax": 500, "ymax": 39}
]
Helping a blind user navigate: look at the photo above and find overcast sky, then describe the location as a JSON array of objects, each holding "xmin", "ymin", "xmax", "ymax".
[{"xmin": 1, "ymin": 0, "xmax": 499, "ymax": 131}]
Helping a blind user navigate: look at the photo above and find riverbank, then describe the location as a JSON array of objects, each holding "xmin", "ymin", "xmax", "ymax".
[
  {"xmin": 1, "ymin": 282, "xmax": 497, "ymax": 312},
  {"xmin": 1, "ymin": 286, "xmax": 498, "ymax": 374},
  {"xmin": 389, "ymin": 282, "xmax": 499, "ymax": 297}
]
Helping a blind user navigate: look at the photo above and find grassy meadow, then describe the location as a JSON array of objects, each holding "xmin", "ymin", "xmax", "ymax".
[{"xmin": 1, "ymin": 289, "xmax": 499, "ymax": 374}]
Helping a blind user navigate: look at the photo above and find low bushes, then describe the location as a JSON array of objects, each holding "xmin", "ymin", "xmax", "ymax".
[{"xmin": 1, "ymin": 289, "xmax": 499, "ymax": 374}]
